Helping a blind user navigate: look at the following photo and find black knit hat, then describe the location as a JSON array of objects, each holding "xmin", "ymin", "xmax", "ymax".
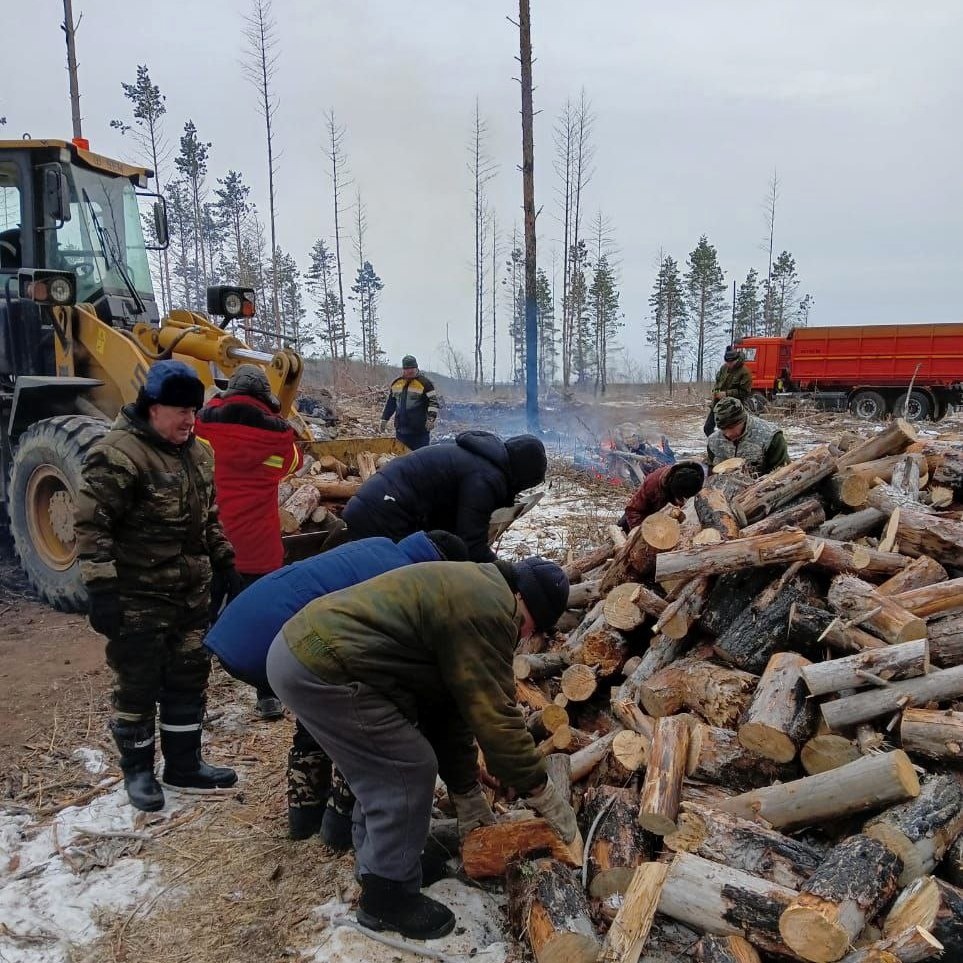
[
  {"xmin": 505, "ymin": 434, "xmax": 547, "ymax": 492},
  {"xmin": 426, "ymin": 530, "xmax": 470, "ymax": 561},
  {"xmin": 224, "ymin": 364, "xmax": 281, "ymax": 412},
  {"xmin": 137, "ymin": 360, "xmax": 205, "ymax": 412},
  {"xmin": 513, "ymin": 556, "xmax": 569, "ymax": 631},
  {"xmin": 667, "ymin": 461, "xmax": 706, "ymax": 500}
]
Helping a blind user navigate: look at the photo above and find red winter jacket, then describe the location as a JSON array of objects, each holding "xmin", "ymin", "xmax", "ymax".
[
  {"xmin": 619, "ymin": 464, "xmax": 673, "ymax": 532},
  {"xmin": 195, "ymin": 394, "xmax": 301, "ymax": 574}
]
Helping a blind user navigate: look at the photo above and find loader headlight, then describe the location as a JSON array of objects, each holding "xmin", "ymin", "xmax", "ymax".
[
  {"xmin": 207, "ymin": 285, "xmax": 256, "ymax": 319},
  {"xmin": 223, "ymin": 292, "xmax": 243, "ymax": 316},
  {"xmin": 18, "ymin": 269, "xmax": 76, "ymax": 306},
  {"xmin": 49, "ymin": 276, "xmax": 74, "ymax": 304}
]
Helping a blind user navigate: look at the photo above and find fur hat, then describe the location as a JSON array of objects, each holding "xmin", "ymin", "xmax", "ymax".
[
  {"xmin": 505, "ymin": 434, "xmax": 547, "ymax": 492},
  {"xmin": 666, "ymin": 461, "xmax": 706, "ymax": 500},
  {"xmin": 513, "ymin": 556, "xmax": 570, "ymax": 632},
  {"xmin": 426, "ymin": 530, "xmax": 470, "ymax": 561},
  {"xmin": 138, "ymin": 360, "xmax": 205, "ymax": 411},
  {"xmin": 223, "ymin": 364, "xmax": 281, "ymax": 412},
  {"xmin": 714, "ymin": 397, "xmax": 748, "ymax": 428}
]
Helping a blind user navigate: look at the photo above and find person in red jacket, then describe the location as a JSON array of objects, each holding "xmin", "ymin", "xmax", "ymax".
[
  {"xmin": 618, "ymin": 460, "xmax": 705, "ymax": 533},
  {"xmin": 195, "ymin": 365, "xmax": 301, "ymax": 718}
]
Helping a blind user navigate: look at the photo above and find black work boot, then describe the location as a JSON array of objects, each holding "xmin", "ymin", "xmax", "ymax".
[
  {"xmin": 110, "ymin": 719, "xmax": 165, "ymax": 813},
  {"xmin": 358, "ymin": 874, "xmax": 455, "ymax": 939},
  {"xmin": 321, "ymin": 767, "xmax": 355, "ymax": 850},
  {"xmin": 287, "ymin": 744, "xmax": 332, "ymax": 840},
  {"xmin": 159, "ymin": 697, "xmax": 238, "ymax": 792}
]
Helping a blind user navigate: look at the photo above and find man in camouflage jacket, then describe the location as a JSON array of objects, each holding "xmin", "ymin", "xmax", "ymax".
[
  {"xmin": 707, "ymin": 397, "xmax": 789, "ymax": 475},
  {"xmin": 75, "ymin": 360, "xmax": 238, "ymax": 812},
  {"xmin": 705, "ymin": 348, "xmax": 754, "ymax": 435}
]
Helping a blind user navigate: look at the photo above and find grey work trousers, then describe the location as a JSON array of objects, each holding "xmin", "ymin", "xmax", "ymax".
[{"xmin": 266, "ymin": 634, "xmax": 436, "ymax": 890}]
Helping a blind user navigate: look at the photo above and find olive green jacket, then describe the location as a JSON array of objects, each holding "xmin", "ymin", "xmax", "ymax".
[
  {"xmin": 283, "ymin": 561, "xmax": 547, "ymax": 795},
  {"xmin": 712, "ymin": 361, "xmax": 753, "ymax": 401},
  {"xmin": 74, "ymin": 407, "xmax": 234, "ymax": 606}
]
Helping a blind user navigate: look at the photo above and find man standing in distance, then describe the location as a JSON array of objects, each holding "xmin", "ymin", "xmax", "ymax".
[
  {"xmin": 705, "ymin": 348, "xmax": 753, "ymax": 435},
  {"xmin": 380, "ymin": 355, "xmax": 439, "ymax": 450}
]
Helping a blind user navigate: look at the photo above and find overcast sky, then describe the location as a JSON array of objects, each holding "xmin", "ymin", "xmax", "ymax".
[{"xmin": 7, "ymin": 1, "xmax": 962, "ymax": 378}]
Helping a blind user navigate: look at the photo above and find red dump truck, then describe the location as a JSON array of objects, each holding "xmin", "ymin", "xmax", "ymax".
[{"xmin": 734, "ymin": 323, "xmax": 963, "ymax": 421}]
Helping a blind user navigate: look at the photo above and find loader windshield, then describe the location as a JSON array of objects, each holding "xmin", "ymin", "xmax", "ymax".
[{"xmin": 44, "ymin": 165, "xmax": 153, "ymax": 304}]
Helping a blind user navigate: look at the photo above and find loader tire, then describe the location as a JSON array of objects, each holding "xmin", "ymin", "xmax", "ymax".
[{"xmin": 8, "ymin": 415, "xmax": 108, "ymax": 612}]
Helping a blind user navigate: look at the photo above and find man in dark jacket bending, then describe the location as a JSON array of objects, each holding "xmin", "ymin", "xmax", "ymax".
[
  {"xmin": 340, "ymin": 430, "xmax": 547, "ymax": 561},
  {"xmin": 266, "ymin": 556, "xmax": 576, "ymax": 940}
]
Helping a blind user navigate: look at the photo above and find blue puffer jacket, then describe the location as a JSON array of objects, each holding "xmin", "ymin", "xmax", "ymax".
[{"xmin": 204, "ymin": 532, "xmax": 441, "ymax": 686}]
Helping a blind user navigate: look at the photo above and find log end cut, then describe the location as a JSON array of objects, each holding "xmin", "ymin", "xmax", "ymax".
[
  {"xmin": 738, "ymin": 722, "xmax": 798, "ymax": 764},
  {"xmin": 779, "ymin": 893, "xmax": 852, "ymax": 963}
]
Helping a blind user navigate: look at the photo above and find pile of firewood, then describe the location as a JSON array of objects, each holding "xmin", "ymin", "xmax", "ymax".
[
  {"xmin": 277, "ymin": 450, "xmax": 392, "ymax": 534},
  {"xmin": 456, "ymin": 419, "xmax": 963, "ymax": 963}
]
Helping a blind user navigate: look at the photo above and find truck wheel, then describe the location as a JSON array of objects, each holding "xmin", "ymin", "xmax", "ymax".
[
  {"xmin": 893, "ymin": 390, "xmax": 931, "ymax": 422},
  {"xmin": 8, "ymin": 415, "xmax": 108, "ymax": 611},
  {"xmin": 849, "ymin": 390, "xmax": 887, "ymax": 421}
]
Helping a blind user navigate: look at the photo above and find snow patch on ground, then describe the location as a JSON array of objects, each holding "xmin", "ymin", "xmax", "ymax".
[
  {"xmin": 306, "ymin": 880, "xmax": 507, "ymax": 963},
  {"xmin": 71, "ymin": 747, "xmax": 108, "ymax": 776},
  {"xmin": 0, "ymin": 775, "xmax": 163, "ymax": 963}
]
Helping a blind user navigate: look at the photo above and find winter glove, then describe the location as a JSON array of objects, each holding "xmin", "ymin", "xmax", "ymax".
[
  {"xmin": 88, "ymin": 582, "xmax": 122, "ymax": 639},
  {"xmin": 379, "ymin": 419, "xmax": 388, "ymax": 433},
  {"xmin": 525, "ymin": 778, "xmax": 578, "ymax": 843},
  {"xmin": 450, "ymin": 786, "xmax": 496, "ymax": 841},
  {"xmin": 426, "ymin": 413, "xmax": 437, "ymax": 431},
  {"xmin": 210, "ymin": 566, "xmax": 243, "ymax": 621}
]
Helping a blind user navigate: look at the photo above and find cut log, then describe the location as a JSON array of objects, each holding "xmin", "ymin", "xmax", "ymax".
[
  {"xmin": 560, "ymin": 663, "xmax": 598, "ymax": 702},
  {"xmin": 653, "ymin": 575, "xmax": 710, "ymax": 640},
  {"xmin": 814, "ymin": 507, "xmax": 886, "ymax": 542},
  {"xmin": 579, "ymin": 623, "xmax": 630, "ymax": 676},
  {"xmin": 582, "ymin": 785, "xmax": 650, "ymax": 899},
  {"xmin": 277, "ymin": 479, "xmax": 294, "ymax": 504},
  {"xmin": 506, "ymin": 857, "xmax": 599, "ymax": 963},
  {"xmin": 933, "ymin": 447, "xmax": 963, "ymax": 490},
  {"xmin": 688, "ymin": 724, "xmax": 796, "ymax": 791},
  {"xmin": 600, "ymin": 518, "xmax": 679, "ymax": 593},
  {"xmin": 891, "ymin": 454, "xmax": 922, "ymax": 500},
  {"xmin": 846, "ymin": 927, "xmax": 942, "ymax": 962},
  {"xmin": 596, "ymin": 861, "xmax": 668, "ymax": 963},
  {"xmin": 657, "ymin": 852, "xmax": 797, "ymax": 957},
  {"xmin": 712, "ymin": 456, "xmax": 747, "ymax": 475},
  {"xmin": 788, "ymin": 602, "xmax": 887, "ymax": 654},
  {"xmin": 838, "ymin": 453, "xmax": 925, "ymax": 487},
  {"xmin": 655, "ymin": 530, "xmax": 813, "ymax": 582},
  {"xmin": 877, "ymin": 557, "xmax": 949, "ymax": 597},
  {"xmin": 641, "ymin": 512, "xmax": 682, "ymax": 550},
  {"xmin": 884, "ymin": 876, "xmax": 963, "ymax": 960},
  {"xmin": 779, "ymin": 834, "xmax": 903, "ymax": 963},
  {"xmin": 666, "ymin": 801, "xmax": 825, "ymax": 889},
  {"xmin": 639, "ymin": 659, "xmax": 757, "ymax": 729},
  {"xmin": 514, "ymin": 652, "xmax": 571, "ymax": 681},
  {"xmin": 545, "ymin": 753, "xmax": 571, "ymax": 797},
  {"xmin": 690, "ymin": 935, "xmax": 762, "ymax": 963},
  {"xmin": 278, "ymin": 484, "xmax": 322, "ymax": 533},
  {"xmin": 867, "ymin": 484, "xmax": 935, "ymax": 517},
  {"xmin": 863, "ymin": 774, "xmax": 963, "ymax": 885},
  {"xmin": 929, "ymin": 615, "xmax": 963, "ymax": 668},
  {"xmin": 701, "ymin": 569, "xmax": 781, "ymax": 638},
  {"xmin": 739, "ymin": 652, "xmax": 816, "ymax": 763},
  {"xmin": 820, "ymin": 665, "xmax": 963, "ymax": 731},
  {"xmin": 805, "ymin": 538, "xmax": 909, "ymax": 580},
  {"xmin": 837, "ymin": 420, "xmax": 917, "ymax": 469},
  {"xmin": 568, "ymin": 730, "xmax": 619, "ymax": 782},
  {"xmin": 613, "ymin": 634, "xmax": 688, "ymax": 704},
  {"xmin": 637, "ymin": 715, "xmax": 690, "ymax": 835},
  {"xmin": 525, "ymin": 704, "xmax": 570, "ymax": 740},
  {"xmin": 603, "ymin": 582, "xmax": 659, "ymax": 631},
  {"xmin": 564, "ymin": 542, "xmax": 617, "ymax": 581},
  {"xmin": 827, "ymin": 574, "xmax": 927, "ymax": 645},
  {"xmin": 800, "ymin": 734, "xmax": 861, "ymax": 775},
  {"xmin": 609, "ymin": 700, "xmax": 656, "ymax": 745},
  {"xmin": 463, "ymin": 816, "xmax": 582, "ymax": 879},
  {"xmin": 719, "ymin": 750, "xmax": 921, "ymax": 830},
  {"xmin": 611, "ymin": 729, "xmax": 648, "ymax": 772},
  {"xmin": 943, "ymin": 835, "xmax": 963, "ymax": 889},
  {"xmin": 928, "ymin": 485, "xmax": 954, "ymax": 509},
  {"xmin": 824, "ymin": 473, "xmax": 871, "ymax": 510},
  {"xmin": 740, "ymin": 494, "xmax": 827, "ymax": 538},
  {"xmin": 695, "ymin": 488, "xmax": 742, "ymax": 539},
  {"xmin": 355, "ymin": 449, "xmax": 378, "ymax": 481},
  {"xmin": 551, "ymin": 725, "xmax": 595, "ymax": 753},
  {"xmin": 291, "ymin": 476, "xmax": 362, "ymax": 500},
  {"xmin": 900, "ymin": 707, "xmax": 963, "ymax": 763},
  {"xmin": 800, "ymin": 640, "xmax": 929, "ymax": 697},
  {"xmin": 891, "ymin": 577, "xmax": 963, "ymax": 620},
  {"xmin": 517, "ymin": 679, "xmax": 552, "ymax": 711},
  {"xmin": 567, "ymin": 579, "xmax": 601, "ymax": 609},
  {"xmin": 732, "ymin": 445, "xmax": 838, "ymax": 524}
]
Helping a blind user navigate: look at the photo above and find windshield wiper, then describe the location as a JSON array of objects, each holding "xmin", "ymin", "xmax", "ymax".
[{"xmin": 81, "ymin": 187, "xmax": 147, "ymax": 316}]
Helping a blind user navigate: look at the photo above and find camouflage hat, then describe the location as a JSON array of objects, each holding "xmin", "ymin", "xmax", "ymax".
[
  {"xmin": 714, "ymin": 397, "xmax": 748, "ymax": 428},
  {"xmin": 224, "ymin": 364, "xmax": 281, "ymax": 412}
]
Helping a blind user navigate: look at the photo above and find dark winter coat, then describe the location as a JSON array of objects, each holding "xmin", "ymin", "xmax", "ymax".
[
  {"xmin": 75, "ymin": 406, "xmax": 234, "ymax": 613},
  {"xmin": 619, "ymin": 464, "xmax": 674, "ymax": 532},
  {"xmin": 283, "ymin": 561, "xmax": 547, "ymax": 794},
  {"xmin": 381, "ymin": 374, "xmax": 439, "ymax": 435},
  {"xmin": 712, "ymin": 360, "xmax": 753, "ymax": 401},
  {"xmin": 194, "ymin": 394, "xmax": 301, "ymax": 574},
  {"xmin": 342, "ymin": 431, "xmax": 529, "ymax": 561},
  {"xmin": 204, "ymin": 532, "xmax": 441, "ymax": 687}
]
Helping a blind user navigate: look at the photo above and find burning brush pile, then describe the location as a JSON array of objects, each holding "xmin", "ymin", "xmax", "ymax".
[{"xmin": 454, "ymin": 418, "xmax": 963, "ymax": 963}]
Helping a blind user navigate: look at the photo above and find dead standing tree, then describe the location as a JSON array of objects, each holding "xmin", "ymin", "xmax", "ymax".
[
  {"xmin": 469, "ymin": 100, "xmax": 496, "ymax": 389},
  {"xmin": 61, "ymin": 0, "xmax": 83, "ymax": 140},
  {"xmin": 324, "ymin": 110, "xmax": 351, "ymax": 364}
]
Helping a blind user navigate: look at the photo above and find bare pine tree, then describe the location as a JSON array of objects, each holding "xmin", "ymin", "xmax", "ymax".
[
  {"xmin": 490, "ymin": 209, "xmax": 500, "ymax": 391},
  {"xmin": 553, "ymin": 99, "xmax": 575, "ymax": 387},
  {"xmin": 243, "ymin": 0, "xmax": 282, "ymax": 343},
  {"xmin": 469, "ymin": 99, "xmax": 497, "ymax": 388},
  {"xmin": 353, "ymin": 188, "xmax": 368, "ymax": 364},
  {"xmin": 323, "ymin": 110, "xmax": 352, "ymax": 361},
  {"xmin": 61, "ymin": 0, "xmax": 83, "ymax": 139},
  {"xmin": 762, "ymin": 168, "xmax": 779, "ymax": 334}
]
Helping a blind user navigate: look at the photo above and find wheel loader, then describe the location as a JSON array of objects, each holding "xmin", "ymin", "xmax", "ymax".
[{"xmin": 0, "ymin": 136, "xmax": 406, "ymax": 611}]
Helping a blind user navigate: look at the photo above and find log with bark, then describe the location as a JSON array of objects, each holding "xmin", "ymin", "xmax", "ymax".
[
  {"xmin": 943, "ymin": 834, "xmax": 963, "ymax": 889},
  {"xmin": 665, "ymin": 801, "xmax": 826, "ymax": 889},
  {"xmin": 611, "ymin": 729, "xmax": 648, "ymax": 772},
  {"xmin": 564, "ymin": 542, "xmax": 617, "ymax": 581},
  {"xmin": 600, "ymin": 515, "xmax": 680, "ymax": 593},
  {"xmin": 462, "ymin": 816, "xmax": 582, "ymax": 879},
  {"xmin": 278, "ymin": 485, "xmax": 323, "ymax": 533},
  {"xmin": 876, "ymin": 557, "xmax": 949, "ymax": 597},
  {"xmin": 514, "ymin": 652, "xmax": 571, "ymax": 682},
  {"xmin": 719, "ymin": 750, "xmax": 921, "ymax": 830},
  {"xmin": 506, "ymin": 857, "xmax": 599, "ymax": 963},
  {"xmin": 738, "ymin": 651, "xmax": 816, "ymax": 763},
  {"xmin": 863, "ymin": 774, "xmax": 963, "ymax": 885},
  {"xmin": 655, "ymin": 530, "xmax": 813, "ymax": 582},
  {"xmin": 867, "ymin": 484, "xmax": 935, "ymax": 517},
  {"xmin": 582, "ymin": 785, "xmax": 651, "ymax": 898},
  {"xmin": 800, "ymin": 734, "xmax": 862, "ymax": 776},
  {"xmin": 638, "ymin": 659, "xmax": 757, "ymax": 729},
  {"xmin": 820, "ymin": 665, "xmax": 963, "ymax": 731},
  {"xmin": 613, "ymin": 634, "xmax": 689, "ymax": 705},
  {"xmin": 560, "ymin": 663, "xmax": 598, "ymax": 702},
  {"xmin": 525, "ymin": 704, "xmax": 570, "ymax": 741},
  {"xmin": 900, "ymin": 707, "xmax": 963, "ymax": 763},
  {"xmin": 838, "ymin": 452, "xmax": 926, "ymax": 488},
  {"xmin": 653, "ymin": 575, "xmax": 710, "ymax": 639},
  {"xmin": 836, "ymin": 419, "xmax": 917, "ymax": 469},
  {"xmin": 567, "ymin": 579, "xmax": 601, "ymax": 609},
  {"xmin": 687, "ymin": 723, "xmax": 796, "ymax": 791},
  {"xmin": 779, "ymin": 834, "xmax": 903, "ymax": 963},
  {"xmin": 690, "ymin": 935, "xmax": 763, "ymax": 963},
  {"xmin": 637, "ymin": 714, "xmax": 690, "ymax": 835},
  {"xmin": 568, "ymin": 730, "xmax": 619, "ymax": 782},
  {"xmin": 701, "ymin": 569, "xmax": 781, "ymax": 637},
  {"xmin": 884, "ymin": 876, "xmax": 963, "ymax": 960},
  {"xmin": 805, "ymin": 538, "xmax": 909, "ymax": 580},
  {"xmin": 824, "ymin": 473, "xmax": 871, "ymax": 510},
  {"xmin": 695, "ymin": 487, "xmax": 742, "ymax": 539},
  {"xmin": 800, "ymin": 640, "xmax": 929, "ymax": 697},
  {"xmin": 933, "ymin": 447, "xmax": 963, "ymax": 491},
  {"xmin": 788, "ymin": 602, "xmax": 887, "ymax": 654},
  {"xmin": 732, "ymin": 445, "xmax": 838, "ymax": 525},
  {"xmin": 739, "ymin": 494, "xmax": 828, "ymax": 538},
  {"xmin": 891, "ymin": 578, "xmax": 963, "ymax": 620},
  {"xmin": 929, "ymin": 615, "xmax": 963, "ymax": 668},
  {"xmin": 602, "ymin": 582, "xmax": 664, "ymax": 631},
  {"xmin": 813, "ymin": 507, "xmax": 887, "ymax": 544},
  {"xmin": 596, "ymin": 861, "xmax": 668, "ymax": 963},
  {"xmin": 847, "ymin": 925, "xmax": 944, "ymax": 962},
  {"xmin": 827, "ymin": 574, "xmax": 927, "ymax": 645}
]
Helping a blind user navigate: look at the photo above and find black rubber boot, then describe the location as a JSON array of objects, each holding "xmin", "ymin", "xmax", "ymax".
[
  {"xmin": 320, "ymin": 767, "xmax": 355, "ymax": 850},
  {"xmin": 287, "ymin": 744, "xmax": 332, "ymax": 840},
  {"xmin": 159, "ymin": 697, "xmax": 238, "ymax": 792},
  {"xmin": 358, "ymin": 874, "xmax": 456, "ymax": 940},
  {"xmin": 110, "ymin": 720, "xmax": 165, "ymax": 813}
]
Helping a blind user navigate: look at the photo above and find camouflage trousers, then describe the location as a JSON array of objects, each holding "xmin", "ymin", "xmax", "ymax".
[
  {"xmin": 288, "ymin": 718, "xmax": 334, "ymax": 811},
  {"xmin": 106, "ymin": 595, "xmax": 211, "ymax": 723}
]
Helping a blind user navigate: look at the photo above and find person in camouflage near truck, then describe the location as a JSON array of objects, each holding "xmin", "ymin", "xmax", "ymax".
[
  {"xmin": 75, "ymin": 360, "xmax": 239, "ymax": 812},
  {"xmin": 707, "ymin": 397, "xmax": 790, "ymax": 476},
  {"xmin": 704, "ymin": 347, "xmax": 754, "ymax": 435},
  {"xmin": 266, "ymin": 556, "xmax": 577, "ymax": 941}
]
